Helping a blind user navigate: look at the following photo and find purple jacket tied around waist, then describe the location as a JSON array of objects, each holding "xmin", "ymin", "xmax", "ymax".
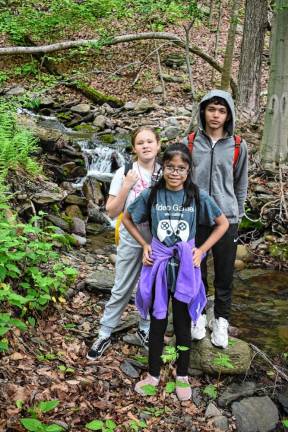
[{"xmin": 136, "ymin": 237, "xmax": 207, "ymax": 323}]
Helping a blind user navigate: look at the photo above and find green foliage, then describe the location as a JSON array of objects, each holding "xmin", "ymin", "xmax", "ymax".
[
  {"xmin": 85, "ymin": 419, "xmax": 117, "ymax": 431},
  {"xmin": 140, "ymin": 383, "xmax": 157, "ymax": 396},
  {"xmin": 269, "ymin": 244, "xmax": 288, "ymax": 260},
  {"xmin": 283, "ymin": 419, "xmax": 288, "ymax": 428},
  {"xmin": 0, "ymin": 105, "xmax": 41, "ymax": 197},
  {"xmin": 0, "ymin": 210, "xmax": 77, "ymax": 351},
  {"xmin": 129, "ymin": 419, "xmax": 147, "ymax": 431},
  {"xmin": 58, "ymin": 364, "xmax": 75, "ymax": 374},
  {"xmin": 203, "ymin": 384, "xmax": 218, "ymax": 400},
  {"xmin": 20, "ymin": 418, "xmax": 64, "ymax": 432},
  {"xmin": 142, "ymin": 406, "xmax": 171, "ymax": 417},
  {"xmin": 20, "ymin": 400, "xmax": 62, "ymax": 432},
  {"xmin": 212, "ymin": 353, "xmax": 235, "ymax": 370},
  {"xmin": 161, "ymin": 344, "xmax": 189, "ymax": 363}
]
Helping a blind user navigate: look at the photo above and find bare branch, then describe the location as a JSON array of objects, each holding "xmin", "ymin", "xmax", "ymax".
[{"xmin": 0, "ymin": 31, "xmax": 238, "ymax": 95}]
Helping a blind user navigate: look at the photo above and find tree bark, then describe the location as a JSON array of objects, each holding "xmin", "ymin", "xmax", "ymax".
[
  {"xmin": 237, "ymin": 0, "xmax": 268, "ymax": 121},
  {"xmin": 0, "ymin": 31, "xmax": 238, "ymax": 96},
  {"xmin": 261, "ymin": 0, "xmax": 288, "ymax": 167},
  {"xmin": 220, "ymin": 0, "xmax": 241, "ymax": 91}
]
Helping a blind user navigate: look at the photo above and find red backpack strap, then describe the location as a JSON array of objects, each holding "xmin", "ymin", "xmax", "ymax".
[
  {"xmin": 188, "ymin": 131, "xmax": 196, "ymax": 153},
  {"xmin": 233, "ymin": 135, "xmax": 241, "ymax": 168}
]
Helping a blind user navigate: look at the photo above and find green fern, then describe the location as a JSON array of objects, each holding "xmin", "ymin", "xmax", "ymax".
[{"xmin": 0, "ymin": 106, "xmax": 42, "ymax": 200}]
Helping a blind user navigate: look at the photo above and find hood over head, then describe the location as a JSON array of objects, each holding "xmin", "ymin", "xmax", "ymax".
[{"xmin": 198, "ymin": 89, "xmax": 235, "ymax": 136}]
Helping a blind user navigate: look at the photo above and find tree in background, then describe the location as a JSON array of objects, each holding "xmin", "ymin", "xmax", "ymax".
[
  {"xmin": 220, "ymin": 0, "xmax": 241, "ymax": 91},
  {"xmin": 261, "ymin": 0, "xmax": 288, "ymax": 167},
  {"xmin": 237, "ymin": 0, "xmax": 268, "ymax": 121}
]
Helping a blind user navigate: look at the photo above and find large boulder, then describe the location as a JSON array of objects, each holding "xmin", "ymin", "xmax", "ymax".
[
  {"xmin": 232, "ymin": 396, "xmax": 279, "ymax": 432},
  {"xmin": 188, "ymin": 335, "xmax": 252, "ymax": 375}
]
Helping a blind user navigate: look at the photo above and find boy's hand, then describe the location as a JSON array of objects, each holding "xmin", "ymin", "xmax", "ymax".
[
  {"xmin": 143, "ymin": 243, "xmax": 153, "ymax": 266},
  {"xmin": 192, "ymin": 247, "xmax": 203, "ymax": 268},
  {"xmin": 123, "ymin": 170, "xmax": 139, "ymax": 189}
]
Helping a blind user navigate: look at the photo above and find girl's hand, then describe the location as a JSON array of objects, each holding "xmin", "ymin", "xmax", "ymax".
[
  {"xmin": 123, "ymin": 170, "xmax": 139, "ymax": 189},
  {"xmin": 192, "ymin": 247, "xmax": 203, "ymax": 268},
  {"xmin": 143, "ymin": 243, "xmax": 153, "ymax": 266}
]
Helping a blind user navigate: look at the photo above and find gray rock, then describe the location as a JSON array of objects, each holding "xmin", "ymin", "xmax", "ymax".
[
  {"xmin": 85, "ymin": 255, "xmax": 96, "ymax": 265},
  {"xmin": 212, "ymin": 415, "xmax": 229, "ymax": 431},
  {"xmin": 188, "ymin": 336, "xmax": 252, "ymax": 375},
  {"xmin": 71, "ymin": 233, "xmax": 87, "ymax": 246},
  {"xmin": 71, "ymin": 103, "xmax": 91, "ymax": 114},
  {"xmin": 124, "ymin": 101, "xmax": 136, "ymax": 110},
  {"xmin": 93, "ymin": 114, "xmax": 107, "ymax": 129},
  {"xmin": 85, "ymin": 269, "xmax": 114, "ymax": 292},
  {"xmin": 39, "ymin": 96, "xmax": 55, "ymax": 107},
  {"xmin": 134, "ymin": 98, "xmax": 154, "ymax": 113},
  {"xmin": 164, "ymin": 53, "xmax": 186, "ymax": 68},
  {"xmin": 46, "ymin": 214, "xmax": 70, "ymax": 232},
  {"xmin": 162, "ymin": 74, "xmax": 185, "ymax": 83},
  {"xmin": 191, "ymin": 387, "xmax": 203, "ymax": 407},
  {"xmin": 123, "ymin": 333, "xmax": 142, "ymax": 347},
  {"xmin": 65, "ymin": 194, "xmax": 88, "ymax": 207},
  {"xmin": 109, "ymin": 254, "xmax": 116, "ymax": 264},
  {"xmin": 218, "ymin": 381, "xmax": 256, "ymax": 407},
  {"xmin": 72, "ymin": 217, "xmax": 86, "ymax": 236},
  {"xmin": 205, "ymin": 402, "xmax": 222, "ymax": 418},
  {"xmin": 163, "ymin": 126, "xmax": 180, "ymax": 140},
  {"xmin": 165, "ymin": 117, "xmax": 180, "ymax": 127},
  {"xmin": 6, "ymin": 85, "xmax": 25, "ymax": 96},
  {"xmin": 278, "ymin": 386, "xmax": 288, "ymax": 414},
  {"xmin": 174, "ymin": 107, "xmax": 192, "ymax": 117},
  {"xmin": 120, "ymin": 360, "xmax": 140, "ymax": 378},
  {"xmin": 152, "ymin": 85, "xmax": 163, "ymax": 94},
  {"xmin": 232, "ymin": 396, "xmax": 279, "ymax": 432},
  {"xmin": 32, "ymin": 190, "xmax": 66, "ymax": 205}
]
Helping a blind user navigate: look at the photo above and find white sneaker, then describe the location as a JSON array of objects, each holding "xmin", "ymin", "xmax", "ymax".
[
  {"xmin": 191, "ymin": 314, "xmax": 207, "ymax": 340},
  {"xmin": 209, "ymin": 317, "xmax": 229, "ymax": 349}
]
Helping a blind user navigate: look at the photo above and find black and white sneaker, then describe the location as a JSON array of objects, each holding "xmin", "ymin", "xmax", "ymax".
[
  {"xmin": 86, "ymin": 336, "xmax": 111, "ymax": 360},
  {"xmin": 136, "ymin": 329, "xmax": 149, "ymax": 350}
]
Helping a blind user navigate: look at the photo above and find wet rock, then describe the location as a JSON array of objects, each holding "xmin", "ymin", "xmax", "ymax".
[
  {"xmin": 93, "ymin": 114, "xmax": 107, "ymax": 129},
  {"xmin": 278, "ymin": 385, "xmax": 288, "ymax": 415},
  {"xmin": 205, "ymin": 402, "xmax": 222, "ymax": 418},
  {"xmin": 87, "ymin": 202, "xmax": 111, "ymax": 224},
  {"xmin": 65, "ymin": 194, "xmax": 88, "ymax": 207},
  {"xmin": 188, "ymin": 336, "xmax": 252, "ymax": 375},
  {"xmin": 163, "ymin": 126, "xmax": 181, "ymax": 140},
  {"xmin": 46, "ymin": 214, "xmax": 70, "ymax": 232},
  {"xmin": 83, "ymin": 178, "xmax": 104, "ymax": 205},
  {"xmin": 120, "ymin": 359, "xmax": 140, "ymax": 378},
  {"xmin": 212, "ymin": 416, "xmax": 229, "ymax": 431},
  {"xmin": 61, "ymin": 161, "xmax": 76, "ymax": 176},
  {"xmin": 134, "ymin": 98, "xmax": 154, "ymax": 113},
  {"xmin": 65, "ymin": 205, "xmax": 84, "ymax": 219},
  {"xmin": 32, "ymin": 190, "xmax": 66, "ymax": 204},
  {"xmin": 71, "ymin": 217, "xmax": 86, "ymax": 237},
  {"xmin": 5, "ymin": 85, "xmax": 26, "ymax": 96},
  {"xmin": 218, "ymin": 381, "xmax": 256, "ymax": 407},
  {"xmin": 71, "ymin": 233, "xmax": 87, "ymax": 246},
  {"xmin": 85, "ymin": 268, "xmax": 114, "ymax": 292},
  {"xmin": 232, "ymin": 396, "xmax": 279, "ymax": 432},
  {"xmin": 70, "ymin": 103, "xmax": 91, "ymax": 114}
]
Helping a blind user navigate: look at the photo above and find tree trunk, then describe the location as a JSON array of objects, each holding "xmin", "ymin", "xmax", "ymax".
[
  {"xmin": 261, "ymin": 0, "xmax": 288, "ymax": 167},
  {"xmin": 211, "ymin": 0, "xmax": 223, "ymax": 85},
  {"xmin": 237, "ymin": 0, "xmax": 268, "ymax": 121},
  {"xmin": 220, "ymin": 0, "xmax": 241, "ymax": 91}
]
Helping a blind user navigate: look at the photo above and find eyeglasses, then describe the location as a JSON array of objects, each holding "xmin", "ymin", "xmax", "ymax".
[{"xmin": 164, "ymin": 165, "xmax": 189, "ymax": 175}]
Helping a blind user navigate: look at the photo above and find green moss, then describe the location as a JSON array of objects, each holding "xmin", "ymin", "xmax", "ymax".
[
  {"xmin": 101, "ymin": 133, "xmax": 116, "ymax": 144},
  {"xmin": 74, "ymin": 124, "xmax": 96, "ymax": 132},
  {"xmin": 73, "ymin": 81, "xmax": 124, "ymax": 107}
]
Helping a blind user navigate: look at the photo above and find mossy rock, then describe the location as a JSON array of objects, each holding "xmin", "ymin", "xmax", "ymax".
[
  {"xmin": 101, "ymin": 133, "xmax": 116, "ymax": 144},
  {"xmin": 73, "ymin": 124, "xmax": 96, "ymax": 133},
  {"xmin": 73, "ymin": 81, "xmax": 124, "ymax": 107},
  {"xmin": 189, "ymin": 336, "xmax": 252, "ymax": 375}
]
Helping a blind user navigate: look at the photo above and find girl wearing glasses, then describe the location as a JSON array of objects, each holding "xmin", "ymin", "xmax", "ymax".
[{"xmin": 122, "ymin": 143, "xmax": 228, "ymax": 401}]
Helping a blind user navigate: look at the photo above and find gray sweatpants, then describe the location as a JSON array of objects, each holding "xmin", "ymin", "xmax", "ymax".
[{"xmin": 99, "ymin": 234, "xmax": 150, "ymax": 338}]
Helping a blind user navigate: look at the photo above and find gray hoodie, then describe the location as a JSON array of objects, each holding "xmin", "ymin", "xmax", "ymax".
[{"xmin": 184, "ymin": 89, "xmax": 248, "ymax": 223}]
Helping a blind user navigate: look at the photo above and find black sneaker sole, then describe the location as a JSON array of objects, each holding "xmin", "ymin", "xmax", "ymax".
[{"xmin": 86, "ymin": 339, "xmax": 111, "ymax": 360}]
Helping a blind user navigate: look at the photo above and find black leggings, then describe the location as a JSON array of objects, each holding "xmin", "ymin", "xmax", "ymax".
[{"xmin": 149, "ymin": 295, "xmax": 191, "ymax": 377}]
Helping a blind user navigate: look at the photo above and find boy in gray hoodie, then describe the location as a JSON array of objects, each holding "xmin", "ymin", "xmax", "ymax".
[{"xmin": 184, "ymin": 89, "xmax": 248, "ymax": 348}]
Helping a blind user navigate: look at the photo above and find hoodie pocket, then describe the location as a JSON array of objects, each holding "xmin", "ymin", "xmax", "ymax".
[{"xmin": 212, "ymin": 193, "xmax": 238, "ymax": 219}]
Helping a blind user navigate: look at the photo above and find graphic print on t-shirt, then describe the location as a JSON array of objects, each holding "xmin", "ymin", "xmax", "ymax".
[{"xmin": 157, "ymin": 219, "xmax": 190, "ymax": 242}]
